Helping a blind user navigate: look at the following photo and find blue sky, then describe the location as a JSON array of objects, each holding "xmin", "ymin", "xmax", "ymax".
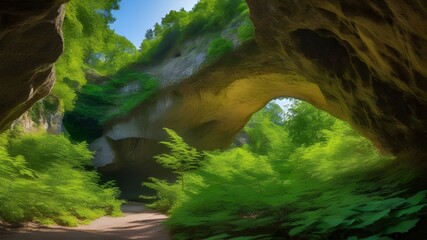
[{"xmin": 110, "ymin": 0, "xmax": 200, "ymax": 48}]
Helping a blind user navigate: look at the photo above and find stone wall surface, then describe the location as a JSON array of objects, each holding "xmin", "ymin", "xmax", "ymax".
[{"xmin": 0, "ymin": 0, "xmax": 68, "ymax": 132}]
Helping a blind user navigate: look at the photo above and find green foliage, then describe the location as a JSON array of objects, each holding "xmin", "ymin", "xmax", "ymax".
[
  {"xmin": 72, "ymin": 71, "xmax": 158, "ymax": 122},
  {"xmin": 155, "ymin": 128, "xmax": 201, "ymax": 174},
  {"xmin": 238, "ymin": 20, "xmax": 255, "ymax": 42},
  {"xmin": 139, "ymin": 29, "xmax": 181, "ymax": 64},
  {"xmin": 154, "ymin": 128, "xmax": 201, "ymax": 190},
  {"xmin": 193, "ymin": 0, "xmax": 248, "ymax": 33},
  {"xmin": 141, "ymin": 177, "xmax": 184, "ymax": 213},
  {"xmin": 64, "ymin": 70, "xmax": 159, "ymax": 142},
  {"xmin": 141, "ymin": 128, "xmax": 202, "ymax": 213},
  {"xmin": 138, "ymin": 0, "xmax": 249, "ymax": 64},
  {"xmin": 54, "ymin": 0, "xmax": 138, "ymax": 111},
  {"xmin": 284, "ymin": 100, "xmax": 336, "ymax": 146},
  {"xmin": 144, "ymin": 100, "xmax": 425, "ymax": 239},
  {"xmin": 207, "ymin": 37, "xmax": 234, "ymax": 61},
  {"xmin": 0, "ymin": 132, "xmax": 122, "ymax": 226}
]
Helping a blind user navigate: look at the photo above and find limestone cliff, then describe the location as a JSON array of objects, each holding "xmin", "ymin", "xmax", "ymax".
[
  {"xmin": 12, "ymin": 96, "xmax": 64, "ymax": 134},
  {"xmin": 0, "ymin": 0, "xmax": 67, "ymax": 132},
  {"xmin": 93, "ymin": 0, "xmax": 427, "ymax": 168}
]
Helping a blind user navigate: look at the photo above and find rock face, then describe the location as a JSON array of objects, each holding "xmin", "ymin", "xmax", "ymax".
[
  {"xmin": 95, "ymin": 0, "xmax": 427, "ymax": 167},
  {"xmin": 247, "ymin": 0, "xmax": 427, "ymax": 155},
  {"xmin": 12, "ymin": 97, "xmax": 65, "ymax": 134},
  {"xmin": 0, "ymin": 0, "xmax": 68, "ymax": 132}
]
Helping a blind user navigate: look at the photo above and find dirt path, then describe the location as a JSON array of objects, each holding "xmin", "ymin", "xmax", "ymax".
[{"xmin": 0, "ymin": 202, "xmax": 171, "ymax": 240}]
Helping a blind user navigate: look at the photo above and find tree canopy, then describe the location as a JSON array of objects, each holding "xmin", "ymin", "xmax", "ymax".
[{"xmin": 54, "ymin": 0, "xmax": 138, "ymax": 111}]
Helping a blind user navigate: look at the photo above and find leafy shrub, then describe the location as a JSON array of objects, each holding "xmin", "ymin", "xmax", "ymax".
[
  {"xmin": 207, "ymin": 37, "xmax": 234, "ymax": 61},
  {"xmin": 181, "ymin": 14, "xmax": 207, "ymax": 39},
  {"xmin": 238, "ymin": 20, "xmax": 255, "ymax": 42},
  {"xmin": 139, "ymin": 29, "xmax": 181, "ymax": 64},
  {"xmin": 144, "ymin": 101, "xmax": 426, "ymax": 239},
  {"xmin": 141, "ymin": 128, "xmax": 202, "ymax": 212},
  {"xmin": 0, "ymin": 133, "xmax": 122, "ymax": 226},
  {"xmin": 200, "ymin": 0, "xmax": 248, "ymax": 32},
  {"xmin": 141, "ymin": 177, "xmax": 184, "ymax": 213}
]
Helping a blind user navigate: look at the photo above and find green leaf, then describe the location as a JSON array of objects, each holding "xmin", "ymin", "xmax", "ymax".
[
  {"xmin": 289, "ymin": 225, "xmax": 308, "ymax": 237},
  {"xmin": 289, "ymin": 219, "xmax": 319, "ymax": 237},
  {"xmin": 321, "ymin": 215, "xmax": 345, "ymax": 228},
  {"xmin": 351, "ymin": 209, "xmax": 390, "ymax": 228},
  {"xmin": 229, "ymin": 236, "xmax": 269, "ymax": 240},
  {"xmin": 354, "ymin": 198, "xmax": 404, "ymax": 212},
  {"xmin": 384, "ymin": 218, "xmax": 420, "ymax": 234},
  {"xmin": 204, "ymin": 233, "xmax": 230, "ymax": 240},
  {"xmin": 404, "ymin": 191, "xmax": 427, "ymax": 206},
  {"xmin": 396, "ymin": 204, "xmax": 427, "ymax": 217},
  {"xmin": 360, "ymin": 235, "xmax": 392, "ymax": 240}
]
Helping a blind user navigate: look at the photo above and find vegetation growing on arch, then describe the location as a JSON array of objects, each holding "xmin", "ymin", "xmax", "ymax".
[
  {"xmin": 63, "ymin": 70, "xmax": 159, "ymax": 142},
  {"xmin": 207, "ymin": 37, "xmax": 234, "ymax": 61},
  {"xmin": 138, "ymin": 0, "xmax": 250, "ymax": 64}
]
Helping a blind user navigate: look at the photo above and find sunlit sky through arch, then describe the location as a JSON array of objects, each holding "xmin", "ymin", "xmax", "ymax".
[{"xmin": 110, "ymin": 0, "xmax": 200, "ymax": 48}]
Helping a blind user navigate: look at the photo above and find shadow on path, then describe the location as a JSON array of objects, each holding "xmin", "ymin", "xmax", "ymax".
[{"xmin": 0, "ymin": 202, "xmax": 170, "ymax": 240}]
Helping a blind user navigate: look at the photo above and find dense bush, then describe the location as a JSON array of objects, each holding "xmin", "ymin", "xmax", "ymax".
[
  {"xmin": 138, "ymin": 0, "xmax": 249, "ymax": 64},
  {"xmin": 0, "ymin": 132, "xmax": 122, "ymax": 226},
  {"xmin": 237, "ymin": 20, "xmax": 255, "ymax": 42},
  {"xmin": 139, "ymin": 29, "xmax": 181, "ymax": 64},
  {"xmin": 143, "ymin": 101, "xmax": 426, "ymax": 239},
  {"xmin": 207, "ymin": 37, "xmax": 234, "ymax": 61},
  {"xmin": 54, "ymin": 0, "xmax": 138, "ymax": 111}
]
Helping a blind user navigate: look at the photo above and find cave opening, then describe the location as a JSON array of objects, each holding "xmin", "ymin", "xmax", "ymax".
[{"xmin": 98, "ymin": 96, "xmax": 385, "ymax": 203}]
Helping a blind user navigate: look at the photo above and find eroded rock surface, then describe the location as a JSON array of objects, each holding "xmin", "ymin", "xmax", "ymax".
[
  {"xmin": 247, "ymin": 0, "xmax": 427, "ymax": 155},
  {"xmin": 95, "ymin": 0, "xmax": 427, "ymax": 167},
  {"xmin": 0, "ymin": 0, "xmax": 68, "ymax": 132}
]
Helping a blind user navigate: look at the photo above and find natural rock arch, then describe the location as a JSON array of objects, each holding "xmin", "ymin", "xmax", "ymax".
[
  {"xmin": 0, "ymin": 0, "xmax": 426, "ymax": 167},
  {"xmin": 92, "ymin": 0, "xmax": 427, "ymax": 168}
]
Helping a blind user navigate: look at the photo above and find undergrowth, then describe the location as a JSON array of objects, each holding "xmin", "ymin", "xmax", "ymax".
[
  {"xmin": 0, "ymin": 130, "xmax": 122, "ymax": 227},
  {"xmin": 143, "ymin": 101, "xmax": 426, "ymax": 239}
]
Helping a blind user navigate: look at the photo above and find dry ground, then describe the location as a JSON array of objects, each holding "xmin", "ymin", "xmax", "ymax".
[{"xmin": 0, "ymin": 202, "xmax": 170, "ymax": 240}]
